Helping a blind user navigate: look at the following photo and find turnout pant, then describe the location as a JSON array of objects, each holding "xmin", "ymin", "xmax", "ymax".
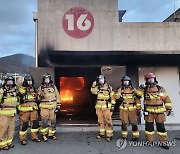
[
  {"xmin": 19, "ymin": 110, "xmax": 39, "ymax": 141},
  {"xmin": 0, "ymin": 115, "xmax": 15, "ymax": 148},
  {"xmin": 40, "ymin": 108, "xmax": 56, "ymax": 137},
  {"xmin": 96, "ymin": 109, "xmax": 113, "ymax": 137},
  {"xmin": 120, "ymin": 109, "xmax": 139, "ymax": 139},
  {"xmin": 145, "ymin": 113, "xmax": 168, "ymax": 142}
]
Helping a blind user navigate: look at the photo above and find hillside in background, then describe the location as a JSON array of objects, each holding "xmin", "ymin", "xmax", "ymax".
[{"xmin": 0, "ymin": 54, "xmax": 35, "ymax": 74}]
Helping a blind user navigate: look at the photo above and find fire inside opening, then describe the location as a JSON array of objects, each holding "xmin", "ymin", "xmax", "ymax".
[{"xmin": 60, "ymin": 77, "xmax": 85, "ymax": 103}]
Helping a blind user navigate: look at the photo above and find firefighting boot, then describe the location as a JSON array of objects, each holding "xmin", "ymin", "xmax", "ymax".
[
  {"xmin": 2, "ymin": 146, "xmax": 9, "ymax": 150},
  {"xmin": 32, "ymin": 138, "xmax": 41, "ymax": 142},
  {"xmin": 21, "ymin": 140, "xmax": 27, "ymax": 145},
  {"xmin": 106, "ymin": 137, "xmax": 112, "ymax": 142},
  {"xmin": 49, "ymin": 135, "xmax": 58, "ymax": 140},
  {"xmin": 8, "ymin": 144, "xmax": 15, "ymax": 148},
  {"xmin": 96, "ymin": 134, "xmax": 105, "ymax": 139},
  {"xmin": 122, "ymin": 137, "xmax": 127, "ymax": 140},
  {"xmin": 132, "ymin": 138, "xmax": 138, "ymax": 142},
  {"xmin": 42, "ymin": 135, "xmax": 48, "ymax": 142},
  {"xmin": 162, "ymin": 145, "xmax": 169, "ymax": 150}
]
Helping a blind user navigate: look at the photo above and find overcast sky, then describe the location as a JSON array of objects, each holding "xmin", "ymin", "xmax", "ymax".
[{"xmin": 0, "ymin": 0, "xmax": 179, "ymax": 58}]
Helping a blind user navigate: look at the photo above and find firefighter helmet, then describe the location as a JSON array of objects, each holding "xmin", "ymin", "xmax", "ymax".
[
  {"xmin": 122, "ymin": 75, "xmax": 131, "ymax": 81},
  {"xmin": 42, "ymin": 73, "xmax": 53, "ymax": 85},
  {"xmin": 23, "ymin": 74, "xmax": 34, "ymax": 87},
  {"xmin": 97, "ymin": 75, "xmax": 105, "ymax": 85},
  {"xmin": 145, "ymin": 72, "xmax": 158, "ymax": 85},
  {"xmin": 145, "ymin": 72, "xmax": 156, "ymax": 79},
  {"xmin": 97, "ymin": 75, "xmax": 105, "ymax": 80},
  {"xmin": 121, "ymin": 75, "xmax": 131, "ymax": 87},
  {"xmin": 4, "ymin": 76, "xmax": 16, "ymax": 87}
]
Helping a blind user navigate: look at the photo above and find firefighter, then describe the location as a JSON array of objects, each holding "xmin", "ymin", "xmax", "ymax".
[
  {"xmin": 135, "ymin": 72, "xmax": 172, "ymax": 149},
  {"xmin": 0, "ymin": 76, "xmax": 19, "ymax": 150},
  {"xmin": 91, "ymin": 75, "xmax": 115, "ymax": 142},
  {"xmin": 115, "ymin": 76, "xmax": 141, "ymax": 141},
  {"xmin": 0, "ymin": 79, "xmax": 3, "ymax": 88},
  {"xmin": 18, "ymin": 74, "xmax": 41, "ymax": 145},
  {"xmin": 37, "ymin": 73, "xmax": 61, "ymax": 142}
]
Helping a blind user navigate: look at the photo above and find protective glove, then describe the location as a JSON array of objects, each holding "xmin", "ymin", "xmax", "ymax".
[
  {"xmin": 92, "ymin": 81, "xmax": 97, "ymax": 87},
  {"xmin": 139, "ymin": 84, "xmax": 145, "ymax": 89},
  {"xmin": 166, "ymin": 109, "xmax": 171, "ymax": 116},
  {"xmin": 57, "ymin": 105, "xmax": 61, "ymax": 110},
  {"xmin": 57, "ymin": 102, "xmax": 61, "ymax": 110},
  {"xmin": 110, "ymin": 107, "xmax": 114, "ymax": 112}
]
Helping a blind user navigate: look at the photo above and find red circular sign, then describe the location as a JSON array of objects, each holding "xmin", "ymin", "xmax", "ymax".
[{"xmin": 62, "ymin": 7, "xmax": 94, "ymax": 39}]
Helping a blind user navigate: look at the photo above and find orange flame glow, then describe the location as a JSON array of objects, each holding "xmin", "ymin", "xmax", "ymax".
[
  {"xmin": 60, "ymin": 77, "xmax": 85, "ymax": 90},
  {"xmin": 60, "ymin": 77, "xmax": 85, "ymax": 103},
  {"xmin": 60, "ymin": 90, "xmax": 73, "ymax": 102}
]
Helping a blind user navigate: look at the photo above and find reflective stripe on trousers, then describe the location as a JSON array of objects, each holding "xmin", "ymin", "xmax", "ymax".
[
  {"xmin": 132, "ymin": 131, "xmax": 140, "ymax": 138},
  {"xmin": 120, "ymin": 106, "xmax": 136, "ymax": 111},
  {"xmin": 49, "ymin": 129, "xmax": 56, "ymax": 134},
  {"xmin": 0, "ymin": 109, "xmax": 16, "ymax": 115},
  {"xmin": 145, "ymin": 131, "xmax": 154, "ymax": 135},
  {"xmin": 19, "ymin": 130, "xmax": 28, "ymax": 135},
  {"xmin": 31, "ymin": 128, "xmax": 39, "ymax": 133},
  {"xmin": 18, "ymin": 106, "xmax": 33, "ymax": 112},
  {"xmin": 40, "ymin": 127, "xmax": 48, "ymax": 133},
  {"xmin": 39, "ymin": 103, "xmax": 56, "ymax": 109},
  {"xmin": 122, "ymin": 131, "xmax": 128, "ymax": 138},
  {"xmin": 95, "ymin": 103, "xmax": 111, "ymax": 109},
  {"xmin": 157, "ymin": 131, "xmax": 167, "ymax": 136},
  {"xmin": 146, "ymin": 107, "xmax": 166, "ymax": 113},
  {"xmin": 0, "ymin": 138, "xmax": 13, "ymax": 148}
]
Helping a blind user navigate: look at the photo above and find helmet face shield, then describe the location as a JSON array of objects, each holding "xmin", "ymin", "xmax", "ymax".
[
  {"xmin": 147, "ymin": 78, "xmax": 155, "ymax": 84},
  {"xmin": 44, "ymin": 78, "xmax": 50, "ymax": 84},
  {"xmin": 98, "ymin": 78, "xmax": 105, "ymax": 85},
  {"xmin": 5, "ymin": 76, "xmax": 15, "ymax": 88},
  {"xmin": 27, "ymin": 80, "xmax": 33, "ymax": 86},
  {"xmin": 23, "ymin": 75, "xmax": 34, "ymax": 87},
  {"xmin": 7, "ymin": 80, "xmax": 13, "ymax": 86},
  {"xmin": 145, "ymin": 72, "xmax": 157, "ymax": 85},
  {"xmin": 43, "ymin": 73, "xmax": 52, "ymax": 85},
  {"xmin": 97, "ymin": 75, "xmax": 105, "ymax": 85},
  {"xmin": 122, "ymin": 76, "xmax": 131, "ymax": 87},
  {"xmin": 123, "ymin": 80, "xmax": 130, "ymax": 86}
]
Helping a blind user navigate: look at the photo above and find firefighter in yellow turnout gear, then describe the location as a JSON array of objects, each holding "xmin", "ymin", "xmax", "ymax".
[
  {"xmin": 135, "ymin": 72, "xmax": 172, "ymax": 150},
  {"xmin": 91, "ymin": 75, "xmax": 115, "ymax": 142},
  {"xmin": 18, "ymin": 75, "xmax": 41, "ymax": 145},
  {"xmin": 0, "ymin": 76, "xmax": 19, "ymax": 151},
  {"xmin": 37, "ymin": 74, "xmax": 61, "ymax": 142},
  {"xmin": 115, "ymin": 76, "xmax": 141, "ymax": 141}
]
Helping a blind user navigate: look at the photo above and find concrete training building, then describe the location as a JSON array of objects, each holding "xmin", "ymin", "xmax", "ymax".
[{"xmin": 31, "ymin": 0, "xmax": 180, "ymax": 124}]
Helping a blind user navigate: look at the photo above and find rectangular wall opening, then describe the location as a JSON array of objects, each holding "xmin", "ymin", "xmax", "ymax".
[
  {"xmin": 55, "ymin": 67, "xmax": 101, "ymax": 124},
  {"xmin": 60, "ymin": 77, "xmax": 87, "ymax": 115}
]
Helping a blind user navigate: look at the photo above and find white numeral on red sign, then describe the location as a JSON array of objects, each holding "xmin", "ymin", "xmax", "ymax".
[
  {"xmin": 77, "ymin": 14, "xmax": 91, "ymax": 31},
  {"xmin": 65, "ymin": 14, "xmax": 74, "ymax": 30},
  {"xmin": 66, "ymin": 14, "xmax": 91, "ymax": 31}
]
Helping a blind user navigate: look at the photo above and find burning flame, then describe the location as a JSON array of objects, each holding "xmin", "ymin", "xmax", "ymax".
[
  {"xmin": 60, "ymin": 77, "xmax": 85, "ymax": 103},
  {"xmin": 61, "ymin": 90, "xmax": 73, "ymax": 102}
]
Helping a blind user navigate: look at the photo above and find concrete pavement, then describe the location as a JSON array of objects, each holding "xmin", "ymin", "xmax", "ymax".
[{"xmin": 0, "ymin": 130, "xmax": 180, "ymax": 154}]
